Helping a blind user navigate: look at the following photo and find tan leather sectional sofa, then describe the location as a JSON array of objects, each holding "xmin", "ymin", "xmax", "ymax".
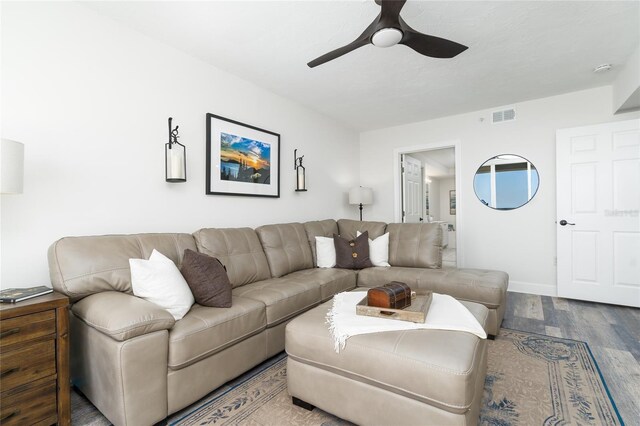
[{"xmin": 48, "ymin": 218, "xmax": 508, "ymax": 425}]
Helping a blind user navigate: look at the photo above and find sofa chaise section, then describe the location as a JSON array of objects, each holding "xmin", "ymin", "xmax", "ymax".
[{"xmin": 355, "ymin": 222, "xmax": 509, "ymax": 335}]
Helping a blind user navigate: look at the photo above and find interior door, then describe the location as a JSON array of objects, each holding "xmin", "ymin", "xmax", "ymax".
[
  {"xmin": 402, "ymin": 155, "xmax": 423, "ymax": 223},
  {"xmin": 556, "ymin": 119, "xmax": 640, "ymax": 307}
]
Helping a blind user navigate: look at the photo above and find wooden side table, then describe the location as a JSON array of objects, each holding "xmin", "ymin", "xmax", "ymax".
[{"xmin": 0, "ymin": 292, "xmax": 70, "ymax": 425}]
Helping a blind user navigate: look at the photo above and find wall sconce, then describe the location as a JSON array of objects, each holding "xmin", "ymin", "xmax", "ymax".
[
  {"xmin": 294, "ymin": 149, "xmax": 307, "ymax": 191},
  {"xmin": 349, "ymin": 186, "xmax": 373, "ymax": 221},
  {"xmin": 165, "ymin": 117, "xmax": 186, "ymax": 182},
  {"xmin": 1, "ymin": 139, "xmax": 24, "ymax": 194}
]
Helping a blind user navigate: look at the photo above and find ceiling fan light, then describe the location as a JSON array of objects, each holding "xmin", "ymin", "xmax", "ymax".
[{"xmin": 371, "ymin": 28, "xmax": 403, "ymax": 48}]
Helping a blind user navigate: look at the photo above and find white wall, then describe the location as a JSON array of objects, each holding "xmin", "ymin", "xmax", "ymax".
[
  {"xmin": 613, "ymin": 45, "xmax": 640, "ymax": 113},
  {"xmin": 360, "ymin": 86, "xmax": 640, "ymax": 295},
  {"xmin": 0, "ymin": 2, "xmax": 359, "ymax": 288}
]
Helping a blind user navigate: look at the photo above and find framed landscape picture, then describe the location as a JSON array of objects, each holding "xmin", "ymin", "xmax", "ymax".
[{"xmin": 206, "ymin": 113, "xmax": 280, "ymax": 197}]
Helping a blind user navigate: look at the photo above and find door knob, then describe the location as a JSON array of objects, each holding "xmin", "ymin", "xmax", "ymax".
[
  {"xmin": 559, "ymin": 220, "xmax": 575, "ymax": 226},
  {"xmin": 419, "ymin": 217, "xmax": 424, "ymax": 222}
]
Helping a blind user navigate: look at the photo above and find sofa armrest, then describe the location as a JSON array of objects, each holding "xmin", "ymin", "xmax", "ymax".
[{"xmin": 72, "ymin": 291, "xmax": 175, "ymax": 341}]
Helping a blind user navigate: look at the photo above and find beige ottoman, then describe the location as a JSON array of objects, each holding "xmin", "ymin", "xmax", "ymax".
[{"xmin": 285, "ymin": 299, "xmax": 489, "ymax": 425}]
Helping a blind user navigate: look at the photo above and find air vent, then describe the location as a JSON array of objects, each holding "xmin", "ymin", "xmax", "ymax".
[{"xmin": 492, "ymin": 107, "xmax": 516, "ymax": 124}]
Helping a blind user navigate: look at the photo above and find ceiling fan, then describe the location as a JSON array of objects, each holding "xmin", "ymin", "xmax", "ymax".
[{"xmin": 307, "ymin": 0, "xmax": 467, "ymax": 68}]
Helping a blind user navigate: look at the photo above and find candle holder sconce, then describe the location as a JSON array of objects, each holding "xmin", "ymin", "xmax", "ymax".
[
  {"xmin": 165, "ymin": 117, "xmax": 186, "ymax": 182},
  {"xmin": 294, "ymin": 149, "xmax": 307, "ymax": 192}
]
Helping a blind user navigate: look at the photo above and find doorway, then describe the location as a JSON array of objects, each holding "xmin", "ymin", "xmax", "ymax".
[{"xmin": 398, "ymin": 145, "xmax": 459, "ymax": 268}]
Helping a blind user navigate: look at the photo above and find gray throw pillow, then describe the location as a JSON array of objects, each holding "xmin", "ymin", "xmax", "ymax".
[
  {"xmin": 333, "ymin": 231, "xmax": 374, "ymax": 270},
  {"xmin": 180, "ymin": 249, "xmax": 232, "ymax": 308}
]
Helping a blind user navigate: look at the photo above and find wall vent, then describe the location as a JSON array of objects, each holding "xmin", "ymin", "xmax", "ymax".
[{"xmin": 492, "ymin": 107, "xmax": 516, "ymax": 123}]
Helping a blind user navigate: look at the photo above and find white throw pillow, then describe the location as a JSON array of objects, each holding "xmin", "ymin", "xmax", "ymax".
[
  {"xmin": 315, "ymin": 236, "xmax": 336, "ymax": 268},
  {"xmin": 357, "ymin": 231, "xmax": 390, "ymax": 267},
  {"xmin": 129, "ymin": 249, "xmax": 194, "ymax": 320}
]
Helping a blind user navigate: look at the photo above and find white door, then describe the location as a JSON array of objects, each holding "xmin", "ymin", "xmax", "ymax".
[
  {"xmin": 402, "ymin": 155, "xmax": 423, "ymax": 223},
  {"xmin": 556, "ymin": 119, "xmax": 640, "ymax": 307}
]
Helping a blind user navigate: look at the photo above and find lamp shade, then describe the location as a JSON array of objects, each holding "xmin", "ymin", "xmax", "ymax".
[
  {"xmin": 1, "ymin": 139, "xmax": 24, "ymax": 194},
  {"xmin": 349, "ymin": 186, "xmax": 373, "ymax": 205}
]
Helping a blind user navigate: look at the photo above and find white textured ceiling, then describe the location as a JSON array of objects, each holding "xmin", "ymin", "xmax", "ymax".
[{"xmin": 85, "ymin": 1, "xmax": 640, "ymax": 131}]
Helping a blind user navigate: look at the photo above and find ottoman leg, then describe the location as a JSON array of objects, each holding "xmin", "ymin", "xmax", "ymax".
[{"xmin": 292, "ymin": 397, "xmax": 315, "ymax": 411}]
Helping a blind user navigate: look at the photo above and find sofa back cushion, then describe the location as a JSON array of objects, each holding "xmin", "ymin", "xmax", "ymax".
[
  {"xmin": 387, "ymin": 223, "xmax": 442, "ymax": 268},
  {"xmin": 193, "ymin": 228, "xmax": 271, "ymax": 288},
  {"xmin": 255, "ymin": 223, "xmax": 313, "ymax": 278},
  {"xmin": 337, "ymin": 219, "xmax": 387, "ymax": 240},
  {"xmin": 303, "ymin": 219, "xmax": 338, "ymax": 266},
  {"xmin": 48, "ymin": 233, "xmax": 197, "ymax": 302}
]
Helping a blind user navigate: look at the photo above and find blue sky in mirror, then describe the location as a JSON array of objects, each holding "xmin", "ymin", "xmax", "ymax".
[
  {"xmin": 496, "ymin": 169, "xmax": 538, "ymax": 209},
  {"xmin": 474, "ymin": 165, "xmax": 539, "ymax": 210}
]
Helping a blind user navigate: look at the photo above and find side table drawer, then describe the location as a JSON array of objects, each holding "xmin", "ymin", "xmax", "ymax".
[
  {"xmin": 0, "ymin": 310, "xmax": 55, "ymax": 348},
  {"xmin": 0, "ymin": 377, "xmax": 57, "ymax": 425},
  {"xmin": 0, "ymin": 339, "xmax": 56, "ymax": 390}
]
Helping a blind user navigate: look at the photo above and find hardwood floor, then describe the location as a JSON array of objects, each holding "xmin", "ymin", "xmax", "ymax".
[{"xmin": 502, "ymin": 292, "xmax": 640, "ymax": 424}]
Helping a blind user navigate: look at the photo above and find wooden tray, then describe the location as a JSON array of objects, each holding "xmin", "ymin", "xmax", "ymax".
[{"xmin": 356, "ymin": 292, "xmax": 433, "ymax": 323}]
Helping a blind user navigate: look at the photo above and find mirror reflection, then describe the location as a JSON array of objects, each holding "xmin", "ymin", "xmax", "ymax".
[{"xmin": 473, "ymin": 154, "xmax": 539, "ymax": 210}]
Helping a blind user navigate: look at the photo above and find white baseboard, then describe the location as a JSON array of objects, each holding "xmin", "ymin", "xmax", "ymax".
[{"xmin": 508, "ymin": 280, "xmax": 557, "ymax": 297}]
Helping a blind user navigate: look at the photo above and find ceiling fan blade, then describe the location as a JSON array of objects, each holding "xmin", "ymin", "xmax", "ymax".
[
  {"xmin": 400, "ymin": 30, "xmax": 467, "ymax": 59},
  {"xmin": 307, "ymin": 14, "xmax": 380, "ymax": 68},
  {"xmin": 381, "ymin": 0, "xmax": 406, "ymax": 21},
  {"xmin": 307, "ymin": 38, "xmax": 370, "ymax": 68}
]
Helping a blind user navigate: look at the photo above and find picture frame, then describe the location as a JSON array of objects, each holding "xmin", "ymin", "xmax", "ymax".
[
  {"xmin": 206, "ymin": 113, "xmax": 280, "ymax": 197},
  {"xmin": 449, "ymin": 190, "xmax": 456, "ymax": 215}
]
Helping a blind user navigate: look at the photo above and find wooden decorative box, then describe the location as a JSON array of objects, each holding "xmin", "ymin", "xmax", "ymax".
[
  {"xmin": 367, "ymin": 282, "xmax": 412, "ymax": 310},
  {"xmin": 356, "ymin": 292, "xmax": 433, "ymax": 323}
]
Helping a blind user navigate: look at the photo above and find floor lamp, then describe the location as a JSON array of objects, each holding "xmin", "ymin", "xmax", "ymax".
[{"xmin": 349, "ymin": 187, "xmax": 373, "ymax": 221}]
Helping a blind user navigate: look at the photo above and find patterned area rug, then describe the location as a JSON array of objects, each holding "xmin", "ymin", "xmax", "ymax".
[{"xmin": 168, "ymin": 329, "xmax": 623, "ymax": 426}]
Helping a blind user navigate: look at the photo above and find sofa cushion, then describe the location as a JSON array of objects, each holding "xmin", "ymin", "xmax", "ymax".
[
  {"xmin": 48, "ymin": 233, "xmax": 197, "ymax": 302},
  {"xmin": 255, "ymin": 223, "xmax": 314, "ymax": 278},
  {"xmin": 387, "ymin": 223, "xmax": 442, "ymax": 268},
  {"xmin": 357, "ymin": 231, "xmax": 390, "ymax": 267},
  {"xmin": 180, "ymin": 249, "xmax": 232, "ymax": 308},
  {"xmin": 333, "ymin": 232, "xmax": 374, "ymax": 270},
  {"xmin": 315, "ymin": 237, "xmax": 336, "ymax": 268},
  {"xmin": 193, "ymin": 228, "xmax": 271, "ymax": 288},
  {"xmin": 287, "ymin": 268, "xmax": 357, "ymax": 301},
  {"xmin": 303, "ymin": 219, "xmax": 338, "ymax": 266},
  {"xmin": 337, "ymin": 219, "xmax": 387, "ymax": 240},
  {"xmin": 357, "ymin": 267, "xmax": 508, "ymax": 309},
  {"xmin": 232, "ymin": 275, "xmax": 322, "ymax": 326},
  {"xmin": 168, "ymin": 296, "xmax": 266, "ymax": 370},
  {"xmin": 130, "ymin": 249, "xmax": 195, "ymax": 321}
]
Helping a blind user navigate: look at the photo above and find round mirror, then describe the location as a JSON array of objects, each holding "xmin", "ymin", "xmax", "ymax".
[{"xmin": 473, "ymin": 154, "xmax": 539, "ymax": 210}]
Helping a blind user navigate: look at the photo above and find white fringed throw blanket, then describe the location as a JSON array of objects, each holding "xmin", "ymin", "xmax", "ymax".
[{"xmin": 327, "ymin": 291, "xmax": 487, "ymax": 353}]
